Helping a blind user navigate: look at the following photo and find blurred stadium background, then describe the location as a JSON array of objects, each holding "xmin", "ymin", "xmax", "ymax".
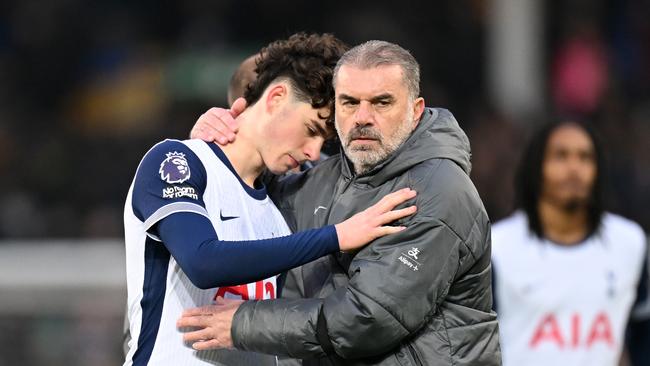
[{"xmin": 0, "ymin": 0, "xmax": 649, "ymax": 364}]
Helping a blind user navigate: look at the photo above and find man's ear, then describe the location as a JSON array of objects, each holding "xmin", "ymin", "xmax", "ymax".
[
  {"xmin": 264, "ymin": 82, "xmax": 288, "ymax": 114},
  {"xmin": 411, "ymin": 97, "xmax": 425, "ymax": 130}
]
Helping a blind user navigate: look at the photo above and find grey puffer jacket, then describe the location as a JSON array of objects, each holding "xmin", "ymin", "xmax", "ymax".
[{"xmin": 232, "ymin": 108, "xmax": 501, "ymax": 365}]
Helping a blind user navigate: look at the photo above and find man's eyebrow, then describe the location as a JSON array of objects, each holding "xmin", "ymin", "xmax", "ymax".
[
  {"xmin": 338, "ymin": 94, "xmax": 359, "ymax": 102},
  {"xmin": 338, "ymin": 93, "xmax": 395, "ymax": 103},
  {"xmin": 369, "ymin": 94, "xmax": 395, "ymax": 103}
]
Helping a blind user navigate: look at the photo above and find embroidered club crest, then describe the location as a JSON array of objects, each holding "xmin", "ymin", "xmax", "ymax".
[{"xmin": 159, "ymin": 151, "xmax": 191, "ymax": 184}]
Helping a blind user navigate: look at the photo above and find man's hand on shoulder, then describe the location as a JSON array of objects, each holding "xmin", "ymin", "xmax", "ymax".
[{"xmin": 190, "ymin": 98, "xmax": 246, "ymax": 144}]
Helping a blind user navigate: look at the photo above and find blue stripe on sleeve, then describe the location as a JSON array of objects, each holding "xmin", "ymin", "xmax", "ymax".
[{"xmin": 156, "ymin": 212, "xmax": 339, "ymax": 289}]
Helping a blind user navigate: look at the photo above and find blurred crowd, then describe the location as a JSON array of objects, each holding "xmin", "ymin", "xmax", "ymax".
[
  {"xmin": 0, "ymin": 1, "xmax": 647, "ymax": 238},
  {"xmin": 1, "ymin": 1, "xmax": 649, "ymax": 239}
]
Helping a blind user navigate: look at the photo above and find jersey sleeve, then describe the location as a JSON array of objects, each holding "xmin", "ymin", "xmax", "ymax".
[
  {"xmin": 131, "ymin": 139, "xmax": 208, "ymax": 239},
  {"xmin": 156, "ymin": 212, "xmax": 339, "ymax": 289}
]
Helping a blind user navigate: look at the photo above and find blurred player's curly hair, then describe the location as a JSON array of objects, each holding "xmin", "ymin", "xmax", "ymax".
[
  {"xmin": 516, "ymin": 120, "xmax": 606, "ymax": 239},
  {"xmin": 244, "ymin": 32, "xmax": 348, "ymax": 129}
]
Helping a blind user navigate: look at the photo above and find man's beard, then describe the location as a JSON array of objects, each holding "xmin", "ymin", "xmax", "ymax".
[{"xmin": 336, "ymin": 109, "xmax": 414, "ymax": 175}]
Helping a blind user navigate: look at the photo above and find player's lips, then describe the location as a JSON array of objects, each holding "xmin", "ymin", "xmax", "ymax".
[{"xmin": 288, "ymin": 155, "xmax": 300, "ymax": 168}]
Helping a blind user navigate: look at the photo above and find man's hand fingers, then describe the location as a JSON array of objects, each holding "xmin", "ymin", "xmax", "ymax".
[
  {"xmin": 229, "ymin": 97, "xmax": 247, "ymax": 120},
  {"xmin": 182, "ymin": 327, "xmax": 213, "ymax": 343},
  {"xmin": 377, "ymin": 225, "xmax": 407, "ymax": 236},
  {"xmin": 378, "ymin": 205, "xmax": 417, "ymax": 225},
  {"xmin": 215, "ymin": 296, "xmax": 245, "ymax": 307},
  {"xmin": 190, "ymin": 106, "xmax": 241, "ymax": 143},
  {"xmin": 375, "ymin": 188, "xmax": 416, "ymax": 213},
  {"xmin": 177, "ymin": 314, "xmax": 211, "ymax": 329},
  {"xmin": 211, "ymin": 121, "xmax": 237, "ymax": 143},
  {"xmin": 199, "ymin": 108, "xmax": 237, "ymax": 140},
  {"xmin": 204, "ymin": 110, "xmax": 237, "ymax": 141},
  {"xmin": 182, "ymin": 305, "xmax": 217, "ymax": 317},
  {"xmin": 191, "ymin": 127, "xmax": 213, "ymax": 142},
  {"xmin": 192, "ymin": 338, "xmax": 228, "ymax": 351},
  {"xmin": 190, "ymin": 124, "xmax": 213, "ymax": 142}
]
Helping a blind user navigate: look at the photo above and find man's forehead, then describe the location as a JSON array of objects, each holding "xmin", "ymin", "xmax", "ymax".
[{"xmin": 335, "ymin": 64, "xmax": 406, "ymax": 96}]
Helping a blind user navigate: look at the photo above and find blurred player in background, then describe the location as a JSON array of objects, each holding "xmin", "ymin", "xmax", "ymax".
[
  {"xmin": 227, "ymin": 54, "xmax": 258, "ymax": 107},
  {"xmin": 491, "ymin": 120, "xmax": 650, "ymax": 366},
  {"xmin": 123, "ymin": 33, "xmax": 416, "ymax": 366}
]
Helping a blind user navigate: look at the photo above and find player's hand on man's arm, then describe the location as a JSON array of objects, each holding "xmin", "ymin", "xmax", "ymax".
[
  {"xmin": 190, "ymin": 98, "xmax": 246, "ymax": 144},
  {"xmin": 177, "ymin": 296, "xmax": 243, "ymax": 350},
  {"xmin": 335, "ymin": 188, "xmax": 416, "ymax": 251}
]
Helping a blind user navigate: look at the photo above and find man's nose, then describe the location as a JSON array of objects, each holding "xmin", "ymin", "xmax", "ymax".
[{"xmin": 354, "ymin": 101, "xmax": 375, "ymax": 125}]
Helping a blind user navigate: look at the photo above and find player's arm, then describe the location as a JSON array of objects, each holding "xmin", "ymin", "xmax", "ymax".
[
  {"xmin": 155, "ymin": 213, "xmax": 336, "ymax": 288},
  {"xmin": 155, "ymin": 184, "xmax": 415, "ymax": 289},
  {"xmin": 132, "ymin": 140, "xmax": 417, "ymax": 290}
]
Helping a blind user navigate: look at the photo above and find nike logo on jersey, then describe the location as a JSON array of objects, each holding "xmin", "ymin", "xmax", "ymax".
[
  {"xmin": 313, "ymin": 206, "xmax": 328, "ymax": 215},
  {"xmin": 220, "ymin": 211, "xmax": 239, "ymax": 221}
]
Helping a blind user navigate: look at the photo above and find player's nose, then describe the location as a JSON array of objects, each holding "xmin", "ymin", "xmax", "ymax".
[{"xmin": 304, "ymin": 140, "xmax": 322, "ymax": 162}]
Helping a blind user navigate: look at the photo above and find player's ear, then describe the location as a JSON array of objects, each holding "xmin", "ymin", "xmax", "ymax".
[{"xmin": 265, "ymin": 82, "xmax": 288, "ymax": 115}]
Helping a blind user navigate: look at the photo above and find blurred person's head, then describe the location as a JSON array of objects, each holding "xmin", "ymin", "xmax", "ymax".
[
  {"xmin": 227, "ymin": 54, "xmax": 258, "ymax": 107},
  {"xmin": 516, "ymin": 121, "xmax": 605, "ymax": 238},
  {"xmin": 235, "ymin": 32, "xmax": 347, "ymax": 174},
  {"xmin": 332, "ymin": 40, "xmax": 425, "ymax": 175}
]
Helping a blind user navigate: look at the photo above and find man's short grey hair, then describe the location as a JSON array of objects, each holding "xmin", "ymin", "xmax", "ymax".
[{"xmin": 333, "ymin": 40, "xmax": 420, "ymax": 99}]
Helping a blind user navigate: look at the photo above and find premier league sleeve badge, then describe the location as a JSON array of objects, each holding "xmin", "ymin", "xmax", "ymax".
[{"xmin": 159, "ymin": 151, "xmax": 191, "ymax": 184}]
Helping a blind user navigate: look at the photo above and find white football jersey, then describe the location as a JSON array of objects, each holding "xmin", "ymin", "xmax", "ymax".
[
  {"xmin": 492, "ymin": 211, "xmax": 647, "ymax": 366},
  {"xmin": 123, "ymin": 139, "xmax": 291, "ymax": 366}
]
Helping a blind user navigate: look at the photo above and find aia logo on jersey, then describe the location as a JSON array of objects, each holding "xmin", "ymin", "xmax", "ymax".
[
  {"xmin": 529, "ymin": 312, "xmax": 614, "ymax": 349},
  {"xmin": 214, "ymin": 279, "xmax": 276, "ymax": 301},
  {"xmin": 159, "ymin": 151, "xmax": 191, "ymax": 184}
]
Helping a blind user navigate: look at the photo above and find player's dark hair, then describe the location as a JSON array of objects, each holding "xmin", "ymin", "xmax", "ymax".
[
  {"xmin": 515, "ymin": 120, "xmax": 606, "ymax": 239},
  {"xmin": 244, "ymin": 32, "xmax": 348, "ymax": 129}
]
